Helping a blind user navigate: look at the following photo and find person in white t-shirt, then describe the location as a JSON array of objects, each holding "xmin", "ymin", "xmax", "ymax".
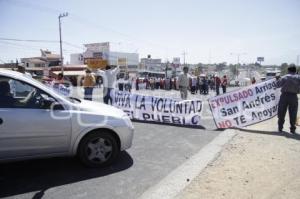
[{"xmin": 97, "ymin": 65, "xmax": 120, "ymax": 105}]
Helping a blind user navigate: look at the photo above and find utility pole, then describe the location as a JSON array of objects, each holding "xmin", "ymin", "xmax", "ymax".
[
  {"xmin": 59, "ymin": 12, "xmax": 68, "ymax": 74},
  {"xmin": 230, "ymin": 52, "xmax": 247, "ymax": 79},
  {"xmin": 182, "ymin": 51, "xmax": 187, "ymax": 67}
]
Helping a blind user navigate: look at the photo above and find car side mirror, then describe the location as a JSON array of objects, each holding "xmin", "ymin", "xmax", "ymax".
[
  {"xmin": 43, "ymin": 99, "xmax": 54, "ymax": 109},
  {"xmin": 51, "ymin": 102, "xmax": 65, "ymax": 110},
  {"xmin": 42, "ymin": 99, "xmax": 64, "ymax": 110}
]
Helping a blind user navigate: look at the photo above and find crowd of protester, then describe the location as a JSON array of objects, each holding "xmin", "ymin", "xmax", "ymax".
[
  {"xmin": 40, "ymin": 65, "xmax": 231, "ymax": 102},
  {"xmin": 124, "ymin": 74, "xmax": 229, "ymax": 96}
]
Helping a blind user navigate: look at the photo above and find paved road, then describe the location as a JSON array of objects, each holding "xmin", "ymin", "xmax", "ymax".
[
  {"xmin": 0, "ymin": 87, "xmax": 240, "ymax": 199},
  {"xmin": 0, "ymin": 123, "xmax": 220, "ymax": 199}
]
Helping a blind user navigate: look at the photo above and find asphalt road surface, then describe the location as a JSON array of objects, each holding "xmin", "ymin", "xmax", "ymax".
[
  {"xmin": 0, "ymin": 123, "xmax": 220, "ymax": 199},
  {"xmin": 0, "ymin": 87, "xmax": 240, "ymax": 199}
]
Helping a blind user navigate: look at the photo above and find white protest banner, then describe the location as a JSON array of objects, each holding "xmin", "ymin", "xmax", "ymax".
[
  {"xmin": 112, "ymin": 91, "xmax": 203, "ymax": 126},
  {"xmin": 208, "ymin": 79, "xmax": 281, "ymax": 128},
  {"xmin": 44, "ymin": 82, "xmax": 71, "ymax": 97}
]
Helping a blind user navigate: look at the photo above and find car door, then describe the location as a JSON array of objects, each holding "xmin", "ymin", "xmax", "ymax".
[{"xmin": 0, "ymin": 76, "xmax": 72, "ymax": 160}]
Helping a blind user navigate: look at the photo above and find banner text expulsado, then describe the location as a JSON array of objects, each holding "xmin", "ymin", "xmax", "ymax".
[{"xmin": 208, "ymin": 79, "xmax": 280, "ymax": 128}]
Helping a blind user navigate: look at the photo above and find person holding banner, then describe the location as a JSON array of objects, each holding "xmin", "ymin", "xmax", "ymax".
[
  {"xmin": 97, "ymin": 65, "xmax": 120, "ymax": 105},
  {"xmin": 83, "ymin": 69, "xmax": 96, "ymax": 101},
  {"xmin": 277, "ymin": 65, "xmax": 300, "ymax": 134},
  {"xmin": 178, "ymin": 66, "xmax": 189, "ymax": 100}
]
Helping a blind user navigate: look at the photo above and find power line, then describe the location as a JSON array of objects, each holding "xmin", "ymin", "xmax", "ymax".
[
  {"xmin": 7, "ymin": 0, "xmax": 171, "ymax": 55},
  {"xmin": 0, "ymin": 40, "xmax": 79, "ymax": 55},
  {"xmin": 0, "ymin": 37, "xmax": 87, "ymax": 50},
  {"xmin": 0, "ymin": 40, "xmax": 43, "ymax": 51},
  {"xmin": 0, "ymin": 37, "xmax": 58, "ymax": 43},
  {"xmin": 0, "ymin": 40, "xmax": 139, "ymax": 63}
]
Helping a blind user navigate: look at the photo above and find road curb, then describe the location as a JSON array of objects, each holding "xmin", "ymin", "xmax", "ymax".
[{"xmin": 138, "ymin": 129, "xmax": 237, "ymax": 199}]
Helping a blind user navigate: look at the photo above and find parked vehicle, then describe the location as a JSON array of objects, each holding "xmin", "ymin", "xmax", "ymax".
[
  {"xmin": 0, "ymin": 69, "xmax": 134, "ymax": 167},
  {"xmin": 265, "ymin": 70, "xmax": 281, "ymax": 80}
]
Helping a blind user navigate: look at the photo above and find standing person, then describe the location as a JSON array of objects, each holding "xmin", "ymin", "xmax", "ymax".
[
  {"xmin": 191, "ymin": 77, "xmax": 197, "ymax": 94},
  {"xmin": 178, "ymin": 66, "xmax": 189, "ymax": 100},
  {"xmin": 203, "ymin": 76, "xmax": 209, "ymax": 95},
  {"xmin": 199, "ymin": 77, "xmax": 204, "ymax": 94},
  {"xmin": 251, "ymin": 77, "xmax": 256, "ymax": 84},
  {"xmin": 221, "ymin": 75, "xmax": 228, "ymax": 93},
  {"xmin": 97, "ymin": 65, "xmax": 120, "ymax": 105},
  {"xmin": 277, "ymin": 65, "xmax": 300, "ymax": 134},
  {"xmin": 155, "ymin": 77, "xmax": 160, "ymax": 89},
  {"xmin": 196, "ymin": 76, "xmax": 200, "ymax": 93},
  {"xmin": 118, "ymin": 76, "xmax": 124, "ymax": 91},
  {"xmin": 83, "ymin": 69, "xmax": 96, "ymax": 101},
  {"xmin": 136, "ymin": 77, "xmax": 139, "ymax": 91},
  {"xmin": 210, "ymin": 76, "xmax": 215, "ymax": 91},
  {"xmin": 215, "ymin": 75, "xmax": 221, "ymax": 96}
]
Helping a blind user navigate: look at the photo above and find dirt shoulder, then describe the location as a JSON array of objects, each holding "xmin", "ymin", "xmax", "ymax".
[{"xmin": 176, "ymin": 119, "xmax": 300, "ymax": 199}]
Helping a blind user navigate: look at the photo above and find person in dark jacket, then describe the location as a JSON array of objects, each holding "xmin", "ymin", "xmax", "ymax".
[
  {"xmin": 0, "ymin": 81, "xmax": 15, "ymax": 108},
  {"xmin": 277, "ymin": 65, "xmax": 300, "ymax": 134},
  {"xmin": 215, "ymin": 75, "xmax": 221, "ymax": 95}
]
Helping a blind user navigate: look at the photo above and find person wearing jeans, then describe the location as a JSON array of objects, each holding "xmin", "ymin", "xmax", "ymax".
[
  {"xmin": 103, "ymin": 87, "xmax": 113, "ymax": 104},
  {"xmin": 83, "ymin": 69, "xmax": 96, "ymax": 101},
  {"xmin": 97, "ymin": 65, "xmax": 120, "ymax": 105}
]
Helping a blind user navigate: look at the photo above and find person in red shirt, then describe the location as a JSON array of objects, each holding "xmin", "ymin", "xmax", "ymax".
[
  {"xmin": 221, "ymin": 75, "xmax": 228, "ymax": 93},
  {"xmin": 215, "ymin": 75, "xmax": 221, "ymax": 95},
  {"xmin": 251, "ymin": 77, "xmax": 256, "ymax": 84}
]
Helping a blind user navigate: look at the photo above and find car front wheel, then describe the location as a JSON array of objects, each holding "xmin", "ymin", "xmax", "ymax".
[{"xmin": 78, "ymin": 131, "xmax": 119, "ymax": 167}]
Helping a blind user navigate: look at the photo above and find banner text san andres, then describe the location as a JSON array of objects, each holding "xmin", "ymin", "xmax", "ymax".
[{"xmin": 208, "ymin": 79, "xmax": 280, "ymax": 128}]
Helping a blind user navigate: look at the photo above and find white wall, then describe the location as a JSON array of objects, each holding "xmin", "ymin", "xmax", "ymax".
[
  {"xmin": 109, "ymin": 51, "xmax": 139, "ymax": 66},
  {"xmin": 70, "ymin": 53, "xmax": 84, "ymax": 65}
]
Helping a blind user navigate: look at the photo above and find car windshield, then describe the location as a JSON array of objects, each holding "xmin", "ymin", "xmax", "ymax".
[{"xmin": 17, "ymin": 74, "xmax": 81, "ymax": 104}]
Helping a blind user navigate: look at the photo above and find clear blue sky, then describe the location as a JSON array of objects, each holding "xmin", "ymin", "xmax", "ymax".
[{"xmin": 0, "ymin": 0, "xmax": 299, "ymax": 65}]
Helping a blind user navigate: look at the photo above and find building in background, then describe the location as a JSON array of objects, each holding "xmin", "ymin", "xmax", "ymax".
[
  {"xmin": 70, "ymin": 42, "xmax": 139, "ymax": 75},
  {"xmin": 140, "ymin": 55, "xmax": 162, "ymax": 72},
  {"xmin": 21, "ymin": 49, "xmax": 61, "ymax": 68}
]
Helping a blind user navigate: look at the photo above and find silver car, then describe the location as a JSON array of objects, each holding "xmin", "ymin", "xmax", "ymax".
[{"xmin": 0, "ymin": 69, "xmax": 134, "ymax": 167}]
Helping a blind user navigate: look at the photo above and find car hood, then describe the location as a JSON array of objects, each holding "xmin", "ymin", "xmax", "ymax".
[{"xmin": 76, "ymin": 100, "xmax": 126, "ymax": 118}]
